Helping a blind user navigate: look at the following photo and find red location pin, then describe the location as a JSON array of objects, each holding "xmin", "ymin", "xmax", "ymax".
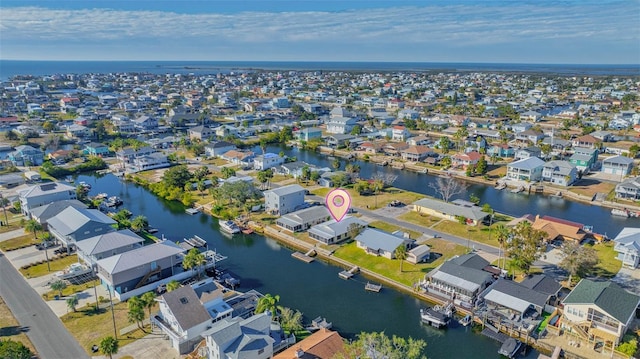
[{"xmin": 325, "ymin": 188, "xmax": 351, "ymax": 222}]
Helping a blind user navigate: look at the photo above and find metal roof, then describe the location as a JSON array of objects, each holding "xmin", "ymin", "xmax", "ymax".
[
  {"xmin": 354, "ymin": 228, "xmax": 409, "ymax": 254},
  {"xmin": 96, "ymin": 240, "xmax": 184, "ymax": 275}
]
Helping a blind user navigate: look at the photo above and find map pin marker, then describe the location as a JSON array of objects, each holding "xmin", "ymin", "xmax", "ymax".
[{"xmin": 326, "ymin": 188, "xmax": 351, "ymax": 222}]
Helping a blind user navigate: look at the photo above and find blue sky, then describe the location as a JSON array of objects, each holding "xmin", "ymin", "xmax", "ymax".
[{"xmin": 1, "ymin": 0, "xmax": 638, "ymax": 64}]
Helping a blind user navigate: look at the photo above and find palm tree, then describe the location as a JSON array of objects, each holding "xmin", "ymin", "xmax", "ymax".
[
  {"xmin": 130, "ymin": 215, "xmax": 149, "ymax": 233},
  {"xmin": 140, "ymin": 291, "xmax": 156, "ymax": 323},
  {"xmin": 166, "ymin": 280, "xmax": 180, "ymax": 292},
  {"xmin": 494, "ymin": 224, "xmax": 510, "ymax": 270},
  {"xmin": 255, "ymin": 293, "xmax": 280, "ymax": 316},
  {"xmin": 50, "ymin": 280, "xmax": 67, "ymax": 298},
  {"xmin": 182, "ymin": 248, "xmax": 206, "ymax": 279},
  {"xmin": 395, "ymin": 245, "xmax": 408, "ymax": 272},
  {"xmin": 279, "ymin": 307, "xmax": 304, "ymax": 333},
  {"xmin": 99, "ymin": 336, "xmax": 118, "ymax": 359},
  {"xmin": 66, "ymin": 295, "xmax": 79, "ymax": 312},
  {"xmin": 24, "ymin": 219, "xmax": 42, "ymax": 240},
  {"xmin": 127, "ymin": 296, "xmax": 146, "ymax": 331}
]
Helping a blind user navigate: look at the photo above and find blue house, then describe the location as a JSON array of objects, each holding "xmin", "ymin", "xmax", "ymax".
[
  {"xmin": 487, "ymin": 144, "xmax": 515, "ymax": 158},
  {"xmin": 84, "ymin": 142, "xmax": 110, "ymax": 157},
  {"xmin": 8, "ymin": 145, "xmax": 44, "ymax": 166},
  {"xmin": 296, "ymin": 127, "xmax": 322, "ymax": 142}
]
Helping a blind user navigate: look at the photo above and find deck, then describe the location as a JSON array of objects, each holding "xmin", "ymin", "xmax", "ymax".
[
  {"xmin": 291, "ymin": 252, "xmax": 315, "ymax": 263},
  {"xmin": 339, "ymin": 266, "xmax": 359, "ymax": 279},
  {"xmin": 365, "ymin": 282, "xmax": 382, "ymax": 292}
]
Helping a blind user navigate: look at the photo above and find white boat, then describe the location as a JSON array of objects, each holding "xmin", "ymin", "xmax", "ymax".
[
  {"xmin": 219, "ymin": 220, "xmax": 240, "ymax": 234},
  {"xmin": 105, "ymin": 196, "xmax": 123, "ymax": 207},
  {"xmin": 305, "ymin": 316, "xmax": 332, "ymax": 332},
  {"xmin": 611, "ymin": 208, "xmax": 631, "ymax": 218},
  {"xmin": 55, "ymin": 263, "xmax": 92, "ymax": 280},
  {"xmin": 459, "ymin": 314, "xmax": 472, "ymax": 326}
]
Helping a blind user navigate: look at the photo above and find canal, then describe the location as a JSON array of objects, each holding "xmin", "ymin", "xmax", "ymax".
[
  {"xmin": 79, "ymin": 173, "xmax": 539, "ymax": 358},
  {"xmin": 264, "ymin": 144, "xmax": 638, "ymax": 237}
]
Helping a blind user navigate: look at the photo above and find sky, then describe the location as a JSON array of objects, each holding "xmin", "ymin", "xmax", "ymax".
[{"xmin": 1, "ymin": 0, "xmax": 639, "ymax": 64}]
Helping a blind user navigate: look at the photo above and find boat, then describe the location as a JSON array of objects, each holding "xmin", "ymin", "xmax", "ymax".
[
  {"xmin": 498, "ymin": 338, "xmax": 522, "ymax": 358},
  {"xmin": 510, "ymin": 186, "xmax": 524, "ymax": 194},
  {"xmin": 305, "ymin": 316, "xmax": 332, "ymax": 332},
  {"xmin": 55, "ymin": 263, "xmax": 92, "ymax": 280},
  {"xmin": 219, "ymin": 220, "xmax": 240, "ymax": 234},
  {"xmin": 420, "ymin": 308, "xmax": 451, "ymax": 328},
  {"xmin": 184, "ymin": 235, "xmax": 207, "ymax": 248},
  {"xmin": 78, "ymin": 181, "xmax": 91, "ymax": 190},
  {"xmin": 611, "ymin": 208, "xmax": 633, "ymax": 218},
  {"xmin": 495, "ymin": 182, "xmax": 507, "ymax": 190},
  {"xmin": 185, "ymin": 207, "xmax": 200, "ymax": 215},
  {"xmin": 95, "ymin": 193, "xmax": 108, "ymax": 200},
  {"xmin": 105, "ymin": 196, "xmax": 123, "ymax": 207},
  {"xmin": 459, "ymin": 314, "xmax": 472, "ymax": 327}
]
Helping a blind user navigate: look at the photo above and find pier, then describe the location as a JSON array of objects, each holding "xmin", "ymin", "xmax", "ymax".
[
  {"xmin": 291, "ymin": 249, "xmax": 316, "ymax": 263},
  {"xmin": 339, "ymin": 265, "xmax": 359, "ymax": 279},
  {"xmin": 365, "ymin": 282, "xmax": 382, "ymax": 292}
]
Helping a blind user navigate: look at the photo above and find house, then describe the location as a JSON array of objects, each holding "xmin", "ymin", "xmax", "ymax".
[
  {"xmin": 506, "ymin": 157, "xmax": 545, "ymax": 182},
  {"xmin": 424, "ymin": 253, "xmax": 494, "ymax": 308},
  {"xmin": 205, "ymin": 141, "xmax": 237, "ymax": 158},
  {"xmin": 84, "ymin": 142, "xmax": 110, "ymax": 157},
  {"xmin": 325, "ymin": 134, "xmax": 355, "ymax": 148},
  {"xmin": 132, "ymin": 152, "xmax": 170, "ymax": 172},
  {"xmin": 391, "ymin": 126, "xmax": 410, "ymax": 142},
  {"xmin": 354, "ymin": 228, "xmax": 413, "ymax": 259},
  {"xmin": 452, "ymin": 151, "xmax": 482, "ymax": 169},
  {"xmin": 254, "ymin": 153, "xmax": 285, "ymax": 170},
  {"xmin": 407, "ymin": 135, "xmax": 431, "ymax": 146},
  {"xmin": 264, "ymin": 184, "xmax": 306, "ymax": 215},
  {"xmin": 96, "ymin": 240, "xmax": 186, "ymax": 300},
  {"xmin": 116, "ymin": 147, "xmax": 155, "ymax": 163},
  {"xmin": 480, "ymin": 279, "xmax": 552, "ymax": 320},
  {"xmin": 519, "ymin": 274, "xmax": 563, "ymax": 304},
  {"xmin": 401, "ymin": 145, "xmax": 433, "ymax": 162},
  {"xmin": 203, "ymin": 312, "xmax": 275, "ymax": 359},
  {"xmin": 326, "ymin": 117, "xmax": 357, "ymax": 134},
  {"xmin": 296, "ymin": 127, "xmax": 323, "ymax": 142},
  {"xmin": 569, "ymin": 147, "xmax": 599, "ymax": 173},
  {"xmin": 274, "ymin": 329, "xmax": 344, "ymax": 359},
  {"xmin": 412, "ymin": 198, "xmax": 489, "ymax": 226},
  {"xmin": 516, "ymin": 129, "xmax": 544, "ymax": 144},
  {"xmin": 0, "ymin": 173, "xmax": 25, "ymax": 189},
  {"xmin": 531, "ymin": 215, "xmax": 588, "ymax": 243},
  {"xmin": 221, "ymin": 150, "xmax": 255, "ymax": 167},
  {"xmin": 19, "ymin": 182, "xmax": 78, "ymax": 216},
  {"xmin": 514, "ymin": 146, "xmax": 542, "ymax": 161},
  {"xmin": 615, "ymin": 177, "xmax": 640, "ymax": 200},
  {"xmin": 8, "ymin": 145, "xmax": 44, "ymax": 166},
  {"xmin": 28, "ymin": 199, "xmax": 87, "ymax": 229},
  {"xmin": 66, "ymin": 124, "xmax": 90, "ymax": 138},
  {"xmin": 308, "ymin": 217, "xmax": 368, "ymax": 244},
  {"xmin": 613, "ymin": 227, "xmax": 640, "ymax": 268},
  {"xmin": 601, "ymin": 155, "xmax": 634, "ymax": 176},
  {"xmin": 561, "ymin": 279, "xmax": 640, "ymax": 348},
  {"xmin": 358, "ymin": 141, "xmax": 383, "ymax": 154},
  {"xmin": 590, "ymin": 130, "xmax": 613, "ymax": 142},
  {"xmin": 571, "ymin": 134, "xmax": 600, "ymax": 149},
  {"xmin": 47, "ymin": 206, "xmax": 117, "ymax": 249},
  {"xmin": 276, "ymin": 206, "xmax": 331, "ymax": 232},
  {"xmin": 188, "ymin": 125, "xmax": 216, "ymax": 141},
  {"xmin": 75, "ymin": 229, "xmax": 144, "ymax": 267},
  {"xmin": 487, "ymin": 144, "xmax": 515, "ymax": 158},
  {"xmin": 407, "ymin": 245, "xmax": 431, "ymax": 264},
  {"xmin": 542, "ymin": 160, "xmax": 577, "ymax": 186},
  {"xmin": 132, "ymin": 115, "xmax": 158, "ymax": 132},
  {"xmin": 215, "ymin": 125, "xmax": 239, "ymax": 138}
]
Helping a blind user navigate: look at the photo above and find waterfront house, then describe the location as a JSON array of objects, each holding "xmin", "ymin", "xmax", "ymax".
[
  {"xmin": 28, "ymin": 199, "xmax": 87, "ymax": 229},
  {"xmin": 354, "ymin": 228, "xmax": 413, "ymax": 259},
  {"xmin": 204, "ymin": 141, "xmax": 236, "ymax": 158},
  {"xmin": 264, "ymin": 184, "xmax": 306, "ymax": 215},
  {"xmin": 8, "ymin": 145, "xmax": 44, "ymax": 166},
  {"xmin": 520, "ymin": 274, "xmax": 563, "ymax": 304},
  {"xmin": 326, "ymin": 117, "xmax": 357, "ymax": 134},
  {"xmin": 358, "ymin": 141, "xmax": 384, "ymax": 154},
  {"xmin": 515, "ymin": 129, "xmax": 544, "ymax": 144},
  {"xmin": 569, "ymin": 147, "xmax": 599, "ymax": 173},
  {"xmin": 131, "ymin": 152, "xmax": 170, "ymax": 172},
  {"xmin": 561, "ymin": 279, "xmax": 640, "ymax": 349},
  {"xmin": 401, "ymin": 145, "xmax": 433, "ymax": 162},
  {"xmin": 19, "ymin": 182, "xmax": 77, "ymax": 216},
  {"xmin": 601, "ymin": 155, "xmax": 634, "ymax": 177},
  {"xmin": 220, "ymin": 150, "xmax": 255, "ymax": 167},
  {"xmin": 424, "ymin": 253, "xmax": 494, "ymax": 308},
  {"xmin": 296, "ymin": 127, "xmax": 322, "ymax": 142},
  {"xmin": 188, "ymin": 125, "xmax": 216, "ymax": 141},
  {"xmin": 407, "ymin": 135, "xmax": 431, "ymax": 146},
  {"xmin": 479, "ymin": 278, "xmax": 552, "ymax": 320},
  {"xmin": 615, "ymin": 177, "xmax": 640, "ymax": 200},
  {"xmin": 514, "ymin": 146, "xmax": 542, "ymax": 161},
  {"xmin": 506, "ymin": 157, "xmax": 545, "ymax": 182},
  {"xmin": 531, "ymin": 215, "xmax": 587, "ymax": 243},
  {"xmin": 254, "ymin": 153, "xmax": 285, "ymax": 170},
  {"xmin": 96, "ymin": 240, "xmax": 186, "ymax": 300},
  {"xmin": 571, "ymin": 134, "xmax": 600, "ymax": 149},
  {"xmin": 116, "ymin": 146, "xmax": 155, "ymax": 163},
  {"xmin": 274, "ymin": 328, "xmax": 345, "ymax": 359},
  {"xmin": 83, "ymin": 142, "xmax": 110, "ymax": 157},
  {"xmin": 452, "ymin": 151, "xmax": 482, "ymax": 169},
  {"xmin": 325, "ymin": 134, "xmax": 355, "ymax": 148},
  {"xmin": 412, "ymin": 198, "xmax": 489, "ymax": 226},
  {"xmin": 391, "ymin": 125, "xmax": 410, "ymax": 142},
  {"xmin": 382, "ymin": 142, "xmax": 410, "ymax": 156},
  {"xmin": 203, "ymin": 312, "xmax": 275, "ymax": 359},
  {"xmin": 47, "ymin": 206, "xmax": 117, "ymax": 249},
  {"xmin": 487, "ymin": 144, "xmax": 515, "ymax": 158},
  {"xmin": 613, "ymin": 227, "xmax": 640, "ymax": 268},
  {"xmin": 276, "ymin": 206, "xmax": 331, "ymax": 232},
  {"xmin": 66, "ymin": 124, "xmax": 90, "ymax": 138},
  {"xmin": 407, "ymin": 244, "xmax": 431, "ymax": 264},
  {"xmin": 76, "ymin": 229, "xmax": 144, "ymax": 267},
  {"xmin": 308, "ymin": 216, "xmax": 368, "ymax": 245},
  {"xmin": 541, "ymin": 160, "xmax": 577, "ymax": 186}
]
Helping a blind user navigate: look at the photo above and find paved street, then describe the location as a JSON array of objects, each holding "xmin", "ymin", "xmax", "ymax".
[{"xmin": 0, "ymin": 253, "xmax": 88, "ymax": 359}]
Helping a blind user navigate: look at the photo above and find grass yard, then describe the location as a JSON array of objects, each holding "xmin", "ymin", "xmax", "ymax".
[
  {"xmin": 367, "ymin": 221, "xmax": 422, "ymax": 240},
  {"xmin": 43, "ymin": 279, "xmax": 100, "ymax": 300},
  {"xmin": 333, "ymin": 238, "xmax": 467, "ymax": 286},
  {"xmin": 0, "ymin": 297, "xmax": 37, "ymax": 355},
  {"xmin": 490, "ymin": 258, "xmax": 543, "ymax": 281},
  {"xmin": 20, "ymin": 254, "xmax": 79, "ymax": 278},
  {"xmin": 0, "ymin": 223, "xmax": 22, "ymax": 234},
  {"xmin": 350, "ymin": 188, "xmax": 424, "ymax": 210},
  {"xmin": 397, "ymin": 211, "xmax": 442, "ymax": 229},
  {"xmin": 61, "ymin": 300, "xmax": 157, "ymax": 355},
  {"xmin": 0, "ymin": 233, "xmax": 38, "ymax": 251},
  {"xmin": 587, "ymin": 241, "xmax": 622, "ymax": 278},
  {"xmin": 432, "ymin": 220, "xmax": 503, "ymax": 248},
  {"xmin": 569, "ymin": 181, "xmax": 615, "ymax": 199}
]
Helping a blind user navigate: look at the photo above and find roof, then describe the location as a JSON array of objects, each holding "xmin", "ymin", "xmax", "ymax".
[
  {"xmin": 431, "ymin": 254, "xmax": 493, "ymax": 291},
  {"xmin": 75, "ymin": 229, "xmax": 143, "ymax": 256},
  {"xmin": 520, "ymin": 274, "xmax": 562, "ymax": 296},
  {"xmin": 408, "ymin": 244, "xmax": 431, "ymax": 258},
  {"xmin": 277, "ymin": 206, "xmax": 330, "ymax": 226},
  {"xmin": 613, "ymin": 227, "xmax": 640, "ymax": 253},
  {"xmin": 46, "ymin": 207, "xmax": 116, "ymax": 235},
  {"xmin": 563, "ymin": 279, "xmax": 640, "ymax": 323},
  {"xmin": 450, "ymin": 253, "xmax": 490, "ymax": 270},
  {"xmin": 603, "ymin": 155, "xmax": 634, "ymax": 166},
  {"xmin": 29, "ymin": 199, "xmax": 87, "ymax": 222},
  {"xmin": 308, "ymin": 217, "xmax": 368, "ymax": 240},
  {"xmin": 543, "ymin": 160, "xmax": 576, "ymax": 175},
  {"xmin": 204, "ymin": 313, "xmax": 273, "ymax": 359},
  {"xmin": 484, "ymin": 279, "xmax": 549, "ymax": 313},
  {"xmin": 161, "ymin": 285, "xmax": 211, "ymax": 331},
  {"xmin": 19, "ymin": 182, "xmax": 76, "ymax": 199},
  {"xmin": 532, "ymin": 215, "xmax": 586, "ymax": 241},
  {"xmin": 274, "ymin": 329, "xmax": 344, "ymax": 359},
  {"xmin": 413, "ymin": 198, "xmax": 490, "ymax": 221},
  {"xmin": 507, "ymin": 157, "xmax": 546, "ymax": 170},
  {"xmin": 264, "ymin": 184, "xmax": 305, "ymax": 197},
  {"xmin": 96, "ymin": 240, "xmax": 184, "ymax": 275},
  {"xmin": 354, "ymin": 228, "xmax": 409, "ymax": 253}
]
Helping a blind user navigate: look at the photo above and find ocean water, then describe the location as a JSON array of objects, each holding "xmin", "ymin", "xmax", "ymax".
[{"xmin": 1, "ymin": 60, "xmax": 638, "ymax": 80}]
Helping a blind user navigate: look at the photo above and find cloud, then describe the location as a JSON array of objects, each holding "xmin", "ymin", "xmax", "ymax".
[{"xmin": 0, "ymin": 2, "xmax": 638, "ymax": 62}]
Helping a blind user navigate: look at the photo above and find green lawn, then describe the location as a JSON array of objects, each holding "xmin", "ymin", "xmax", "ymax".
[
  {"xmin": 587, "ymin": 241, "xmax": 622, "ymax": 278},
  {"xmin": 333, "ymin": 238, "xmax": 468, "ymax": 286},
  {"xmin": 397, "ymin": 211, "xmax": 442, "ymax": 229},
  {"xmin": 367, "ymin": 221, "xmax": 422, "ymax": 240},
  {"xmin": 0, "ymin": 233, "xmax": 38, "ymax": 251},
  {"xmin": 20, "ymin": 254, "xmax": 79, "ymax": 278},
  {"xmin": 43, "ymin": 279, "xmax": 100, "ymax": 300}
]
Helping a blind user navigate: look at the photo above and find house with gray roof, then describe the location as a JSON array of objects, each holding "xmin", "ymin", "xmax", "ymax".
[
  {"xmin": 542, "ymin": 160, "xmax": 577, "ymax": 186},
  {"xmin": 479, "ymin": 279, "xmax": 552, "ymax": 320},
  {"xmin": 506, "ymin": 157, "xmax": 545, "ymax": 182},
  {"xmin": 424, "ymin": 253, "xmax": 494, "ymax": 308},
  {"xmin": 569, "ymin": 147, "xmax": 599, "ymax": 173},
  {"xmin": 519, "ymin": 274, "xmax": 562, "ymax": 299},
  {"xmin": 8, "ymin": 145, "xmax": 44, "ymax": 166},
  {"xmin": 28, "ymin": 199, "xmax": 87, "ymax": 229},
  {"xmin": 561, "ymin": 279, "xmax": 640, "ymax": 347},
  {"xmin": 615, "ymin": 176, "xmax": 640, "ymax": 200},
  {"xmin": 276, "ymin": 206, "xmax": 331, "ymax": 232},
  {"xmin": 613, "ymin": 227, "xmax": 640, "ymax": 268},
  {"xmin": 75, "ymin": 229, "xmax": 144, "ymax": 267},
  {"xmin": 205, "ymin": 141, "xmax": 237, "ymax": 158},
  {"xmin": 47, "ymin": 206, "xmax": 116, "ymax": 249},
  {"xmin": 308, "ymin": 217, "xmax": 368, "ymax": 245},
  {"xmin": 354, "ymin": 228, "xmax": 413, "ymax": 259},
  {"xmin": 19, "ymin": 182, "xmax": 77, "ymax": 216},
  {"xmin": 203, "ymin": 312, "xmax": 275, "ymax": 359},
  {"xmin": 412, "ymin": 198, "xmax": 489, "ymax": 225},
  {"xmin": 95, "ymin": 240, "xmax": 185, "ymax": 300},
  {"xmin": 264, "ymin": 184, "xmax": 305, "ymax": 215},
  {"xmin": 602, "ymin": 155, "xmax": 634, "ymax": 176}
]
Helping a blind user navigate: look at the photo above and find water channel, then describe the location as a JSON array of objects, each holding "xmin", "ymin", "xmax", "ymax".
[{"xmin": 80, "ymin": 172, "xmax": 540, "ymax": 358}]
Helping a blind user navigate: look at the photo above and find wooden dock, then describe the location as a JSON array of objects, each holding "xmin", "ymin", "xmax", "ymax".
[
  {"xmin": 365, "ymin": 282, "xmax": 382, "ymax": 292},
  {"xmin": 339, "ymin": 266, "xmax": 359, "ymax": 280},
  {"xmin": 291, "ymin": 252, "xmax": 315, "ymax": 263},
  {"xmin": 481, "ymin": 326, "xmax": 509, "ymax": 343}
]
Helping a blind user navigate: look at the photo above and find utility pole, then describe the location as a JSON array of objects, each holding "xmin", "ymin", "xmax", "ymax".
[{"xmin": 108, "ymin": 286, "xmax": 117, "ymax": 339}]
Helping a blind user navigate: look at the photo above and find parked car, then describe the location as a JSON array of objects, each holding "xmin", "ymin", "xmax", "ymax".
[{"xmin": 36, "ymin": 241, "xmax": 56, "ymax": 250}]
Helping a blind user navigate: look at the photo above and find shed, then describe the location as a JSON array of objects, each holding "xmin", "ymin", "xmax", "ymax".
[{"xmin": 407, "ymin": 244, "xmax": 431, "ymax": 264}]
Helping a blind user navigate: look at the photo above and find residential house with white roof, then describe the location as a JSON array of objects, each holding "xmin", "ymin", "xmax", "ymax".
[
  {"xmin": 613, "ymin": 227, "xmax": 640, "ymax": 268},
  {"xmin": 47, "ymin": 206, "xmax": 117, "ymax": 249},
  {"xmin": 308, "ymin": 217, "xmax": 368, "ymax": 245},
  {"xmin": 601, "ymin": 155, "xmax": 634, "ymax": 176},
  {"xmin": 264, "ymin": 184, "xmax": 306, "ymax": 215},
  {"xmin": 326, "ymin": 117, "xmax": 357, "ymax": 134},
  {"xmin": 188, "ymin": 125, "xmax": 216, "ymax": 141},
  {"xmin": 75, "ymin": 229, "xmax": 144, "ymax": 267},
  {"xmin": 412, "ymin": 198, "xmax": 489, "ymax": 226},
  {"xmin": 542, "ymin": 160, "xmax": 577, "ymax": 186},
  {"xmin": 615, "ymin": 177, "xmax": 640, "ymax": 200},
  {"xmin": 19, "ymin": 182, "xmax": 78, "ymax": 216},
  {"xmin": 506, "ymin": 157, "xmax": 545, "ymax": 182},
  {"xmin": 354, "ymin": 228, "xmax": 412, "ymax": 259},
  {"xmin": 203, "ymin": 312, "xmax": 275, "ymax": 359},
  {"xmin": 205, "ymin": 141, "xmax": 237, "ymax": 158},
  {"xmin": 254, "ymin": 153, "xmax": 285, "ymax": 170},
  {"xmin": 29, "ymin": 199, "xmax": 87, "ymax": 229},
  {"xmin": 276, "ymin": 206, "xmax": 331, "ymax": 232}
]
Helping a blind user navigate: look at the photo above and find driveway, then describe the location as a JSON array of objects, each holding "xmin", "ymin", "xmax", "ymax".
[{"xmin": 612, "ymin": 267, "xmax": 640, "ymax": 295}]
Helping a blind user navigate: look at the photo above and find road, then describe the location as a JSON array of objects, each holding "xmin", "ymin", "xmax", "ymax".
[{"xmin": 0, "ymin": 253, "xmax": 89, "ymax": 359}]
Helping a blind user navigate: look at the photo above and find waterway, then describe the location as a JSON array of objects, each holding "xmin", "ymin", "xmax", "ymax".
[
  {"xmin": 79, "ymin": 172, "xmax": 538, "ymax": 359},
  {"xmin": 261, "ymin": 144, "xmax": 638, "ymax": 237}
]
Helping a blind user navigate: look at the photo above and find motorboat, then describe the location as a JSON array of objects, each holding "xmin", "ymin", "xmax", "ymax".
[
  {"xmin": 55, "ymin": 263, "xmax": 92, "ymax": 280},
  {"xmin": 219, "ymin": 220, "xmax": 240, "ymax": 234}
]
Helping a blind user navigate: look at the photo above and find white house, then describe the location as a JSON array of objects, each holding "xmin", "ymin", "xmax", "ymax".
[
  {"xmin": 253, "ymin": 153, "xmax": 285, "ymax": 170},
  {"xmin": 602, "ymin": 155, "xmax": 634, "ymax": 177},
  {"xmin": 613, "ymin": 227, "xmax": 640, "ymax": 268},
  {"xmin": 307, "ymin": 216, "xmax": 368, "ymax": 244},
  {"xmin": 326, "ymin": 117, "xmax": 358, "ymax": 134},
  {"xmin": 354, "ymin": 228, "xmax": 412, "ymax": 259},
  {"xmin": 506, "ymin": 157, "xmax": 545, "ymax": 182},
  {"xmin": 263, "ymin": 184, "xmax": 306, "ymax": 215},
  {"xmin": 19, "ymin": 182, "xmax": 78, "ymax": 216},
  {"xmin": 203, "ymin": 312, "xmax": 275, "ymax": 359},
  {"xmin": 542, "ymin": 160, "xmax": 577, "ymax": 186}
]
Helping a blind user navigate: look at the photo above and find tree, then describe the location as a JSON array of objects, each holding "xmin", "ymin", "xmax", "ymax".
[
  {"xmin": 66, "ymin": 294, "xmax": 79, "ymax": 312},
  {"xmin": 558, "ymin": 242, "xmax": 598, "ymax": 287},
  {"xmin": 24, "ymin": 219, "xmax": 42, "ymax": 240},
  {"xmin": 279, "ymin": 307, "xmax": 303, "ymax": 333},
  {"xmin": 166, "ymin": 280, "xmax": 180, "ymax": 292},
  {"xmin": 506, "ymin": 221, "xmax": 546, "ymax": 276},
  {"xmin": 438, "ymin": 136, "xmax": 451, "ymax": 154},
  {"xmin": 475, "ymin": 155, "xmax": 488, "ymax": 175},
  {"xmin": 354, "ymin": 180, "xmax": 371, "ymax": 195},
  {"xmin": 628, "ymin": 144, "xmax": 640, "ymax": 158},
  {"xmin": 255, "ymin": 293, "xmax": 280, "ymax": 316},
  {"xmin": 130, "ymin": 215, "xmax": 149, "ymax": 233},
  {"xmin": 220, "ymin": 166, "xmax": 237, "ymax": 179},
  {"xmin": 395, "ymin": 245, "xmax": 407, "ymax": 272},
  {"xmin": 162, "ymin": 165, "xmax": 192, "ymax": 189},
  {"xmin": 0, "ymin": 339, "xmax": 33, "ymax": 359},
  {"xmin": 440, "ymin": 156, "xmax": 452, "ymax": 168},
  {"xmin": 127, "ymin": 296, "xmax": 146, "ymax": 331},
  {"xmin": 332, "ymin": 158, "xmax": 341, "ymax": 171},
  {"xmin": 99, "ymin": 336, "xmax": 118, "ymax": 359},
  {"xmin": 140, "ymin": 291, "xmax": 156, "ymax": 323},
  {"xmin": 469, "ymin": 193, "xmax": 480, "ymax": 205},
  {"xmin": 494, "ymin": 224, "xmax": 510, "ymax": 270},
  {"xmin": 50, "ymin": 280, "xmax": 67, "ymax": 298},
  {"xmin": 182, "ymin": 248, "xmax": 206, "ymax": 279},
  {"xmin": 336, "ymin": 331, "xmax": 427, "ymax": 359},
  {"xmin": 429, "ymin": 177, "xmax": 468, "ymax": 203}
]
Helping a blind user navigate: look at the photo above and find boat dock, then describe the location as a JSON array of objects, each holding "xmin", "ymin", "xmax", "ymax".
[
  {"xmin": 365, "ymin": 282, "xmax": 382, "ymax": 292},
  {"xmin": 339, "ymin": 265, "xmax": 359, "ymax": 279},
  {"xmin": 481, "ymin": 325, "xmax": 509, "ymax": 343},
  {"xmin": 185, "ymin": 207, "xmax": 201, "ymax": 215},
  {"xmin": 292, "ymin": 248, "xmax": 316, "ymax": 263},
  {"xmin": 185, "ymin": 235, "xmax": 207, "ymax": 248}
]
